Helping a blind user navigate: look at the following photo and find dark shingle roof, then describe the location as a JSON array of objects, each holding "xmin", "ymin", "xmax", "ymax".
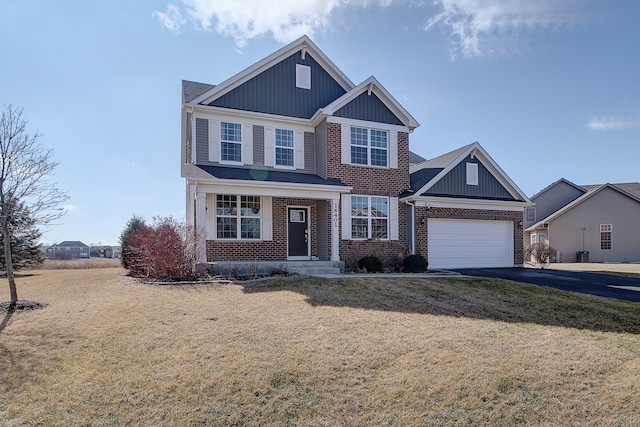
[
  {"xmin": 409, "ymin": 151, "xmax": 427, "ymax": 165},
  {"xmin": 196, "ymin": 165, "xmax": 348, "ymax": 187},
  {"xmin": 183, "ymin": 80, "xmax": 216, "ymax": 103},
  {"xmin": 410, "ymin": 168, "xmax": 443, "ymax": 194},
  {"xmin": 581, "ymin": 182, "xmax": 640, "ymax": 199},
  {"xmin": 57, "ymin": 241, "xmax": 89, "ymax": 247}
]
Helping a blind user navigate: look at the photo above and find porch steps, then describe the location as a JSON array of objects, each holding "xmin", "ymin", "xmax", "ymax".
[{"xmin": 207, "ymin": 260, "xmax": 344, "ymax": 277}]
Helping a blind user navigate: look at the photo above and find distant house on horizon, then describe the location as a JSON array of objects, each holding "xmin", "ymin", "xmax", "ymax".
[{"xmin": 46, "ymin": 241, "xmax": 90, "ymax": 259}]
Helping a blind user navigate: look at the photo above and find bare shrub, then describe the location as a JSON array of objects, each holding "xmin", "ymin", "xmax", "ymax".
[
  {"xmin": 525, "ymin": 243, "xmax": 557, "ymax": 268},
  {"xmin": 127, "ymin": 216, "xmax": 204, "ymax": 281}
]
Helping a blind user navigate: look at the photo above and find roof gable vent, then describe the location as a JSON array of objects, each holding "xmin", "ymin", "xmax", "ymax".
[{"xmin": 296, "ymin": 64, "xmax": 311, "ymax": 90}]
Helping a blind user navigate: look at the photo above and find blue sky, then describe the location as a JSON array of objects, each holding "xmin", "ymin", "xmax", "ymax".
[{"xmin": 1, "ymin": 0, "xmax": 638, "ymax": 245}]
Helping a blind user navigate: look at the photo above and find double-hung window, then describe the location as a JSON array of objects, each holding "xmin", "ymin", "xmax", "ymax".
[
  {"xmin": 275, "ymin": 129, "xmax": 294, "ymax": 167},
  {"xmin": 216, "ymin": 195, "xmax": 261, "ymax": 239},
  {"xmin": 221, "ymin": 122, "xmax": 242, "ymax": 162},
  {"xmin": 350, "ymin": 127, "xmax": 388, "ymax": 167},
  {"xmin": 350, "ymin": 196, "xmax": 388, "ymax": 239},
  {"xmin": 600, "ymin": 224, "xmax": 612, "ymax": 250}
]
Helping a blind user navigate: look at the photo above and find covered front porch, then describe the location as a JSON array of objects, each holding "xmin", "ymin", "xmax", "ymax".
[{"xmin": 188, "ymin": 179, "xmax": 350, "ymax": 264}]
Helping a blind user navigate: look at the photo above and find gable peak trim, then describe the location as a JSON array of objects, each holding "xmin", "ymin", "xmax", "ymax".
[{"xmin": 188, "ymin": 35, "xmax": 355, "ymax": 106}]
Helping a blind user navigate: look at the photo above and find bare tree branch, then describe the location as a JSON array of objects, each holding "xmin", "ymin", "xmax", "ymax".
[{"xmin": 0, "ymin": 104, "xmax": 69, "ymax": 303}]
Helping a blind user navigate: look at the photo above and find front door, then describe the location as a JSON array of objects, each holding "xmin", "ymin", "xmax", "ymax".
[{"xmin": 288, "ymin": 207, "xmax": 309, "ymax": 259}]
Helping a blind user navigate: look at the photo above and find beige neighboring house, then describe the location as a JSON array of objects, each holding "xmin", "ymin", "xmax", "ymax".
[{"xmin": 524, "ymin": 178, "xmax": 640, "ymax": 263}]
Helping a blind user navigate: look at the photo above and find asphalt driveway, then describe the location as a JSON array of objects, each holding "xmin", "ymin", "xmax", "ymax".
[{"xmin": 453, "ymin": 268, "xmax": 640, "ymax": 302}]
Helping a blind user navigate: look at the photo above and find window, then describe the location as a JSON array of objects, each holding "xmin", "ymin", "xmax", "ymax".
[
  {"xmin": 350, "ymin": 196, "xmax": 388, "ymax": 239},
  {"xmin": 221, "ymin": 122, "xmax": 242, "ymax": 162},
  {"xmin": 275, "ymin": 128, "xmax": 294, "ymax": 167},
  {"xmin": 350, "ymin": 127, "xmax": 388, "ymax": 167},
  {"xmin": 525, "ymin": 207, "xmax": 536, "ymax": 222},
  {"xmin": 600, "ymin": 224, "xmax": 612, "ymax": 250},
  {"xmin": 466, "ymin": 162, "xmax": 478, "ymax": 185},
  {"xmin": 216, "ymin": 195, "xmax": 261, "ymax": 239}
]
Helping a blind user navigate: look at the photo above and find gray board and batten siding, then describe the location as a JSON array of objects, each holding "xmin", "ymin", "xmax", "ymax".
[
  {"xmin": 420, "ymin": 155, "xmax": 517, "ymax": 201},
  {"xmin": 334, "ymin": 91, "xmax": 404, "ymax": 126},
  {"xmin": 195, "ymin": 118, "xmax": 318, "ymax": 175},
  {"xmin": 208, "ymin": 51, "xmax": 347, "ymax": 119}
]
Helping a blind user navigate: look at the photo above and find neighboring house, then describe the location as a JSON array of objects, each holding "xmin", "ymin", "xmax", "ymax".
[
  {"xmin": 47, "ymin": 241, "xmax": 90, "ymax": 259},
  {"xmin": 404, "ymin": 142, "xmax": 532, "ymax": 269},
  {"xmin": 90, "ymin": 246, "xmax": 121, "ymax": 258},
  {"xmin": 181, "ymin": 36, "xmax": 531, "ymax": 269},
  {"xmin": 524, "ymin": 179, "xmax": 640, "ymax": 263}
]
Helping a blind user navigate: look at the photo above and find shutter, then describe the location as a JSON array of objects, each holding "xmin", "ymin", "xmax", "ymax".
[
  {"xmin": 389, "ymin": 130, "xmax": 398, "ymax": 169},
  {"xmin": 261, "ymin": 197, "xmax": 272, "ymax": 240},
  {"xmin": 389, "ymin": 197, "xmax": 399, "ymax": 240},
  {"xmin": 295, "ymin": 130, "xmax": 304, "ymax": 169},
  {"xmin": 243, "ymin": 124, "xmax": 253, "ymax": 165},
  {"xmin": 209, "ymin": 120, "xmax": 220, "ymax": 162},
  {"xmin": 341, "ymin": 194, "xmax": 351, "ymax": 240},
  {"xmin": 264, "ymin": 127, "xmax": 275, "ymax": 167},
  {"xmin": 341, "ymin": 123, "xmax": 350, "ymax": 165}
]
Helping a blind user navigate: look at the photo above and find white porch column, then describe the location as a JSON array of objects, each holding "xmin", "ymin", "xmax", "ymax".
[
  {"xmin": 195, "ymin": 191, "xmax": 207, "ymax": 263},
  {"xmin": 331, "ymin": 197, "xmax": 340, "ymax": 261}
]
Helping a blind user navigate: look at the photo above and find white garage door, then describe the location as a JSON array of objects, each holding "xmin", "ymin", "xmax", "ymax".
[{"xmin": 428, "ymin": 219, "xmax": 513, "ymax": 269}]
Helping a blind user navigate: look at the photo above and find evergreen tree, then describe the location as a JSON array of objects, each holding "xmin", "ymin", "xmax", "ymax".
[
  {"xmin": 119, "ymin": 215, "xmax": 147, "ymax": 268},
  {"xmin": 0, "ymin": 200, "xmax": 44, "ymax": 271}
]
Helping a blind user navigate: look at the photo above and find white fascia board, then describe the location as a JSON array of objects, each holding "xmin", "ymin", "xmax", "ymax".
[
  {"xmin": 327, "ymin": 116, "xmax": 410, "ymax": 133},
  {"xmin": 189, "ymin": 178, "xmax": 351, "ymax": 199},
  {"xmin": 413, "ymin": 142, "xmax": 532, "ymax": 204},
  {"xmin": 191, "ymin": 105, "xmax": 313, "ymax": 129},
  {"xmin": 190, "ymin": 36, "xmax": 354, "ymax": 106},
  {"xmin": 192, "ymin": 106, "xmax": 314, "ymax": 133},
  {"xmin": 322, "ymin": 76, "xmax": 419, "ymax": 130},
  {"xmin": 471, "ymin": 148, "xmax": 532, "ymax": 203},
  {"xmin": 402, "ymin": 195, "xmax": 532, "ymax": 211}
]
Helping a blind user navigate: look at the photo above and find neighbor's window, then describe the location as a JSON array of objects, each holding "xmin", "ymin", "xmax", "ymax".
[
  {"xmin": 600, "ymin": 224, "xmax": 612, "ymax": 250},
  {"xmin": 351, "ymin": 196, "xmax": 388, "ymax": 239},
  {"xmin": 525, "ymin": 207, "xmax": 536, "ymax": 222},
  {"xmin": 216, "ymin": 195, "xmax": 261, "ymax": 239},
  {"xmin": 221, "ymin": 122, "xmax": 242, "ymax": 162},
  {"xmin": 275, "ymin": 128, "xmax": 294, "ymax": 167},
  {"xmin": 350, "ymin": 127, "xmax": 388, "ymax": 167}
]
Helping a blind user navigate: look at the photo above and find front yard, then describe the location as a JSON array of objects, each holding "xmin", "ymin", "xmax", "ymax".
[{"xmin": 1, "ymin": 269, "xmax": 639, "ymax": 426}]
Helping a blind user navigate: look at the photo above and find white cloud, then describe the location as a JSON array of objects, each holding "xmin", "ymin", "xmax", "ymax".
[
  {"xmin": 62, "ymin": 204, "xmax": 78, "ymax": 212},
  {"xmin": 153, "ymin": 4, "xmax": 187, "ymax": 33},
  {"xmin": 587, "ymin": 116, "xmax": 638, "ymax": 131},
  {"xmin": 425, "ymin": 0, "xmax": 583, "ymax": 58},
  {"xmin": 153, "ymin": 0, "xmax": 395, "ymax": 48}
]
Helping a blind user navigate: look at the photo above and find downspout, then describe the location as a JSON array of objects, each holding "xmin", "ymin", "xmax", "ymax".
[{"xmin": 406, "ymin": 200, "xmax": 416, "ymax": 255}]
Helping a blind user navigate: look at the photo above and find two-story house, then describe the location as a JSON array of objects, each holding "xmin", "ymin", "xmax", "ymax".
[{"xmin": 181, "ymin": 36, "xmax": 531, "ymax": 271}]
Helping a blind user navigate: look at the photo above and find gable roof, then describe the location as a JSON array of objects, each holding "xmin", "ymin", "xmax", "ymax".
[
  {"xmin": 406, "ymin": 142, "xmax": 531, "ymax": 203},
  {"xmin": 56, "ymin": 241, "xmax": 89, "ymax": 248},
  {"xmin": 409, "ymin": 151, "xmax": 427, "ymax": 165},
  {"xmin": 527, "ymin": 182, "xmax": 640, "ymax": 231},
  {"xmin": 321, "ymin": 76, "xmax": 419, "ymax": 130},
  {"xmin": 530, "ymin": 177, "xmax": 586, "ymax": 200},
  {"xmin": 188, "ymin": 35, "xmax": 354, "ymax": 107},
  {"xmin": 581, "ymin": 182, "xmax": 640, "ymax": 199}
]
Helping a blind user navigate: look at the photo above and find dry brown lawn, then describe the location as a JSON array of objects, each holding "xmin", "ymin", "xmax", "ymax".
[{"xmin": 1, "ymin": 268, "xmax": 639, "ymax": 426}]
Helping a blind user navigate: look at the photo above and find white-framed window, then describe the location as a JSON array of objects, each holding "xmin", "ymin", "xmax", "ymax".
[
  {"xmin": 216, "ymin": 195, "xmax": 261, "ymax": 239},
  {"xmin": 466, "ymin": 162, "xmax": 479, "ymax": 185},
  {"xmin": 350, "ymin": 127, "xmax": 388, "ymax": 167},
  {"xmin": 350, "ymin": 196, "xmax": 389, "ymax": 239},
  {"xmin": 275, "ymin": 128, "xmax": 294, "ymax": 167},
  {"xmin": 221, "ymin": 122, "xmax": 242, "ymax": 163},
  {"xmin": 600, "ymin": 224, "xmax": 612, "ymax": 250},
  {"xmin": 525, "ymin": 207, "xmax": 536, "ymax": 222}
]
